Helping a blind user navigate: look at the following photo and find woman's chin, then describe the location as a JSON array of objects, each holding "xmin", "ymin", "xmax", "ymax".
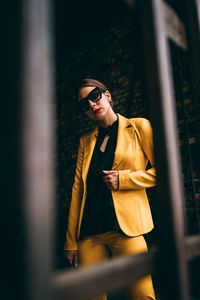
[{"xmin": 92, "ymin": 111, "xmax": 105, "ymax": 120}]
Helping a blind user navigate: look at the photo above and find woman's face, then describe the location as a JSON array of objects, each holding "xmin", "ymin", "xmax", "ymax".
[{"xmin": 78, "ymin": 86, "xmax": 112, "ymax": 121}]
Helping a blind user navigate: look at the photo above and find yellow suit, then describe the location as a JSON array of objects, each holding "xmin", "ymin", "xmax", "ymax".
[{"xmin": 65, "ymin": 113, "xmax": 156, "ymax": 250}]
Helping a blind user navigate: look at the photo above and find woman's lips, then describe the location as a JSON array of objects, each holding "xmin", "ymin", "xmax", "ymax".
[{"xmin": 93, "ymin": 108, "xmax": 102, "ymax": 115}]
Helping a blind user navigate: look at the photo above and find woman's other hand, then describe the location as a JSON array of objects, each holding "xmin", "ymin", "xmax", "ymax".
[
  {"xmin": 64, "ymin": 250, "xmax": 78, "ymax": 268},
  {"xmin": 102, "ymin": 170, "xmax": 119, "ymax": 191}
]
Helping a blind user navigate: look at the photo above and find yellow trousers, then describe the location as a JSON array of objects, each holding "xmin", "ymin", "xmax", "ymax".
[{"xmin": 78, "ymin": 231, "xmax": 156, "ymax": 300}]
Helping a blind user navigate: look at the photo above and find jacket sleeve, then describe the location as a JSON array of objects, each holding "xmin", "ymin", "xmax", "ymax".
[
  {"xmin": 118, "ymin": 119, "xmax": 156, "ymax": 190},
  {"xmin": 64, "ymin": 138, "xmax": 84, "ymax": 250}
]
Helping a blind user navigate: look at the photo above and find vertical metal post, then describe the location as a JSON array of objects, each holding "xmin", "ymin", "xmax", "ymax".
[
  {"xmin": 139, "ymin": 0, "xmax": 190, "ymax": 299},
  {"xmin": 22, "ymin": 0, "xmax": 55, "ymax": 300}
]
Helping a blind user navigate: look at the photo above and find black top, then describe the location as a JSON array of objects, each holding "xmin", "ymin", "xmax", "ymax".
[{"xmin": 79, "ymin": 119, "xmax": 122, "ymax": 240}]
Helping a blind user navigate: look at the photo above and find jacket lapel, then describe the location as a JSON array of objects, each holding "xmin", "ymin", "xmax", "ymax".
[
  {"xmin": 112, "ymin": 113, "xmax": 135, "ymax": 169},
  {"xmin": 82, "ymin": 114, "xmax": 135, "ymax": 180},
  {"xmin": 82, "ymin": 126, "xmax": 98, "ymax": 183}
]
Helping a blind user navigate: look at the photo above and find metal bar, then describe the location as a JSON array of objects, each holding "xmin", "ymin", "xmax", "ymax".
[
  {"xmin": 21, "ymin": 0, "xmax": 55, "ymax": 300},
  {"xmin": 162, "ymin": 1, "xmax": 187, "ymax": 50},
  {"xmin": 138, "ymin": 0, "xmax": 190, "ymax": 299},
  {"xmin": 196, "ymin": 0, "xmax": 200, "ymax": 27},
  {"xmin": 52, "ymin": 250, "xmax": 156, "ymax": 300},
  {"xmin": 185, "ymin": 235, "xmax": 200, "ymax": 260}
]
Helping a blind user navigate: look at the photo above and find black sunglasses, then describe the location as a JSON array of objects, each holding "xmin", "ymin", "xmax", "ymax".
[{"xmin": 78, "ymin": 87, "xmax": 105, "ymax": 112}]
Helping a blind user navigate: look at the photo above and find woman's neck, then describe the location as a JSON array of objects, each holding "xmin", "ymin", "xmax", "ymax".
[{"xmin": 98, "ymin": 109, "xmax": 117, "ymax": 128}]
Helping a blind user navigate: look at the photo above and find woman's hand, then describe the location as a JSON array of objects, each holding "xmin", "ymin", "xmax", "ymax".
[
  {"xmin": 64, "ymin": 250, "xmax": 78, "ymax": 268},
  {"xmin": 102, "ymin": 170, "xmax": 119, "ymax": 191}
]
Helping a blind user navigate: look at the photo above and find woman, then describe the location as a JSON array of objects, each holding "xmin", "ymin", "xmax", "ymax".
[{"xmin": 64, "ymin": 78, "xmax": 156, "ymax": 300}]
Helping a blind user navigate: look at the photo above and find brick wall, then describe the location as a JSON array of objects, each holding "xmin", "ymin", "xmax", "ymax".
[
  {"xmin": 167, "ymin": 0, "xmax": 200, "ymax": 236},
  {"xmin": 170, "ymin": 41, "xmax": 200, "ymax": 234}
]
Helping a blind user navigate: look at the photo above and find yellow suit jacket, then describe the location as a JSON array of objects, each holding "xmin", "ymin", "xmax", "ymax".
[{"xmin": 64, "ymin": 113, "xmax": 156, "ymax": 250}]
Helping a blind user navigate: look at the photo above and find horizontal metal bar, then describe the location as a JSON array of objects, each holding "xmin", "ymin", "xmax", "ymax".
[
  {"xmin": 185, "ymin": 235, "xmax": 200, "ymax": 261},
  {"xmin": 52, "ymin": 250, "xmax": 157, "ymax": 300}
]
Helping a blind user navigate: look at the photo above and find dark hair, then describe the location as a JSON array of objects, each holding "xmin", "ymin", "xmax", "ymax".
[{"xmin": 75, "ymin": 78, "xmax": 114, "ymax": 107}]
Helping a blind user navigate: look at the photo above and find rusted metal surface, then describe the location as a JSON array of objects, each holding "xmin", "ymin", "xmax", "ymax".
[
  {"xmin": 139, "ymin": 0, "xmax": 190, "ymax": 299},
  {"xmin": 21, "ymin": 0, "xmax": 55, "ymax": 300},
  {"xmin": 52, "ymin": 250, "xmax": 157, "ymax": 300}
]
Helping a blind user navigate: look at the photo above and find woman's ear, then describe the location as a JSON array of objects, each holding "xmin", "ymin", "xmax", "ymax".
[{"xmin": 104, "ymin": 90, "xmax": 112, "ymax": 103}]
